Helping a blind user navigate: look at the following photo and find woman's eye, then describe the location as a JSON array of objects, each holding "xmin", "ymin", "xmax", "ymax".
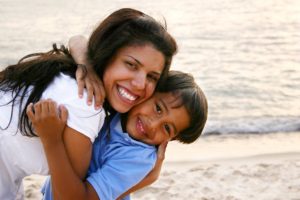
[
  {"xmin": 125, "ymin": 61, "xmax": 136, "ymax": 69},
  {"xmin": 155, "ymin": 103, "xmax": 162, "ymax": 114},
  {"xmin": 164, "ymin": 124, "xmax": 171, "ymax": 135},
  {"xmin": 147, "ymin": 74, "xmax": 159, "ymax": 82}
]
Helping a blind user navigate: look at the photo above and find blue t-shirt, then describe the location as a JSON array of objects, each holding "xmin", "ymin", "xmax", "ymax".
[{"xmin": 42, "ymin": 114, "xmax": 157, "ymax": 200}]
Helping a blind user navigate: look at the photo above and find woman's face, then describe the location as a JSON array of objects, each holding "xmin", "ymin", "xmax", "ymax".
[{"xmin": 103, "ymin": 44, "xmax": 165, "ymax": 113}]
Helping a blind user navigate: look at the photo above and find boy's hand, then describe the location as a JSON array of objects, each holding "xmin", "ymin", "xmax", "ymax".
[
  {"xmin": 26, "ymin": 99, "xmax": 68, "ymax": 145},
  {"xmin": 69, "ymin": 35, "xmax": 106, "ymax": 110},
  {"xmin": 76, "ymin": 64, "xmax": 105, "ymax": 110}
]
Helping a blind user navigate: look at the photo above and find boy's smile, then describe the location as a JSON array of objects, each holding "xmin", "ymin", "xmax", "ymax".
[
  {"xmin": 136, "ymin": 117, "xmax": 147, "ymax": 136},
  {"xmin": 126, "ymin": 92, "xmax": 191, "ymax": 145}
]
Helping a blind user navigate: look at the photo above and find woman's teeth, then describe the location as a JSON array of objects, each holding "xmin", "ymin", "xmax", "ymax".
[{"xmin": 118, "ymin": 87, "xmax": 137, "ymax": 101}]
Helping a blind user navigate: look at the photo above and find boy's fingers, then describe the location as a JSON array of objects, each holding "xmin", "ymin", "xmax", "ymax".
[
  {"xmin": 85, "ymin": 79, "xmax": 93, "ymax": 106},
  {"xmin": 78, "ymin": 81, "xmax": 84, "ymax": 98},
  {"xmin": 33, "ymin": 102, "xmax": 42, "ymax": 119},
  {"xmin": 48, "ymin": 100, "xmax": 58, "ymax": 116},
  {"xmin": 26, "ymin": 103, "xmax": 35, "ymax": 121},
  {"xmin": 59, "ymin": 105, "xmax": 68, "ymax": 123},
  {"xmin": 76, "ymin": 67, "xmax": 85, "ymax": 98},
  {"xmin": 93, "ymin": 81, "xmax": 104, "ymax": 110},
  {"xmin": 41, "ymin": 100, "xmax": 49, "ymax": 116}
]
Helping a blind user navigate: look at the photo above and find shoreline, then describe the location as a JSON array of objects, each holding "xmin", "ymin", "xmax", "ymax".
[{"xmin": 24, "ymin": 132, "xmax": 300, "ymax": 200}]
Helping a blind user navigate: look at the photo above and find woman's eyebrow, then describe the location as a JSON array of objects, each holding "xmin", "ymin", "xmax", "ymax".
[
  {"xmin": 125, "ymin": 55, "xmax": 143, "ymax": 66},
  {"xmin": 125, "ymin": 55, "xmax": 162, "ymax": 75},
  {"xmin": 150, "ymin": 71, "xmax": 161, "ymax": 77},
  {"xmin": 172, "ymin": 124, "xmax": 178, "ymax": 136}
]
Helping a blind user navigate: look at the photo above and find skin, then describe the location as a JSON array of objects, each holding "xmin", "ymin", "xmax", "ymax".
[
  {"xmin": 27, "ymin": 101, "xmax": 97, "ymax": 200},
  {"xmin": 71, "ymin": 36, "xmax": 165, "ymax": 113},
  {"xmin": 25, "ymin": 42, "xmax": 165, "ymax": 199},
  {"xmin": 71, "ymin": 35, "xmax": 105, "ymax": 109},
  {"xmin": 69, "ymin": 36, "xmax": 170, "ymax": 198},
  {"xmin": 66, "ymin": 44, "xmax": 165, "ymax": 175},
  {"xmin": 27, "ymin": 95, "xmax": 190, "ymax": 200},
  {"xmin": 103, "ymin": 45, "xmax": 164, "ymax": 113},
  {"xmin": 23, "ymin": 41, "xmax": 165, "ymax": 199},
  {"xmin": 126, "ymin": 92, "xmax": 190, "ymax": 145}
]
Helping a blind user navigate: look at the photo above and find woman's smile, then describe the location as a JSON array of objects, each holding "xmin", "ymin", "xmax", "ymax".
[
  {"xmin": 117, "ymin": 85, "xmax": 138, "ymax": 102},
  {"xmin": 103, "ymin": 45, "xmax": 165, "ymax": 113}
]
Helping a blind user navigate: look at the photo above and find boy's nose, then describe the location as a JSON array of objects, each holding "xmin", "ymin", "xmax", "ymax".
[{"xmin": 147, "ymin": 115, "xmax": 163, "ymax": 133}]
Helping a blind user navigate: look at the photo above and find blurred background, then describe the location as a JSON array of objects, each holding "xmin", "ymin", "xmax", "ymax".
[{"xmin": 0, "ymin": 0, "xmax": 299, "ymax": 136}]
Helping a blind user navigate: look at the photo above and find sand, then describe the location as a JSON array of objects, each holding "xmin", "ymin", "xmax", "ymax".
[{"xmin": 23, "ymin": 132, "xmax": 300, "ymax": 200}]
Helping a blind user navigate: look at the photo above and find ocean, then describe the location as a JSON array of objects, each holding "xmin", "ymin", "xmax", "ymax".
[{"xmin": 0, "ymin": 0, "xmax": 299, "ymax": 135}]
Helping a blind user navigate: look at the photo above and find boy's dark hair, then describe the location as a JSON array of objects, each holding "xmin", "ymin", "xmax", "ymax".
[{"xmin": 157, "ymin": 70, "xmax": 208, "ymax": 144}]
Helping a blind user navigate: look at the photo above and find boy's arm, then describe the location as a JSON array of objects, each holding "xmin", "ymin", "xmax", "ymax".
[
  {"xmin": 69, "ymin": 35, "xmax": 105, "ymax": 110},
  {"xmin": 117, "ymin": 142, "xmax": 167, "ymax": 199},
  {"xmin": 27, "ymin": 100, "xmax": 99, "ymax": 200}
]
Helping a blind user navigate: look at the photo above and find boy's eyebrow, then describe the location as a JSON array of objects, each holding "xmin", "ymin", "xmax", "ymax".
[
  {"xmin": 126, "ymin": 55, "xmax": 161, "ymax": 76},
  {"xmin": 160, "ymin": 98, "xmax": 178, "ymax": 135},
  {"xmin": 159, "ymin": 98, "xmax": 168, "ymax": 114}
]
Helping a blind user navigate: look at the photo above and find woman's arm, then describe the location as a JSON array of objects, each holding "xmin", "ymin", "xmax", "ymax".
[
  {"xmin": 70, "ymin": 35, "xmax": 105, "ymax": 110},
  {"xmin": 27, "ymin": 100, "xmax": 99, "ymax": 200},
  {"xmin": 117, "ymin": 142, "xmax": 168, "ymax": 199}
]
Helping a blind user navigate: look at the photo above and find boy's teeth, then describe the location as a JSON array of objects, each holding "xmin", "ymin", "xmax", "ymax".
[
  {"xmin": 118, "ymin": 87, "xmax": 137, "ymax": 101},
  {"xmin": 138, "ymin": 118, "xmax": 145, "ymax": 134}
]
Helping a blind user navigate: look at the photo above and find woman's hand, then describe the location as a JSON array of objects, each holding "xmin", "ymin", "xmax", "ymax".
[
  {"xmin": 69, "ymin": 35, "xmax": 106, "ymax": 110},
  {"xmin": 26, "ymin": 99, "xmax": 68, "ymax": 145},
  {"xmin": 147, "ymin": 141, "xmax": 168, "ymax": 182}
]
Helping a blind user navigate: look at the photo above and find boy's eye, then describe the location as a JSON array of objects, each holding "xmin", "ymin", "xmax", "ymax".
[
  {"xmin": 155, "ymin": 103, "xmax": 162, "ymax": 114},
  {"xmin": 164, "ymin": 124, "xmax": 171, "ymax": 135}
]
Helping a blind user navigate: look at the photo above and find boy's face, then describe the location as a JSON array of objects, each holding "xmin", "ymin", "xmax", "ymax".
[{"xmin": 126, "ymin": 92, "xmax": 190, "ymax": 145}]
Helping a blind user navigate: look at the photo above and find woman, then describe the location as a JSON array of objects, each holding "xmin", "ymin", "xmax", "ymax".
[{"xmin": 0, "ymin": 8, "xmax": 177, "ymax": 199}]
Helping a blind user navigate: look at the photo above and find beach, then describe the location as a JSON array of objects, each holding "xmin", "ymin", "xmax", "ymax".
[
  {"xmin": 1, "ymin": 0, "xmax": 299, "ymax": 199},
  {"xmin": 24, "ymin": 132, "xmax": 300, "ymax": 200}
]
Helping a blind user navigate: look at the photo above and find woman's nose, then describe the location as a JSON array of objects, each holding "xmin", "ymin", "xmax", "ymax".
[{"xmin": 132, "ymin": 72, "xmax": 146, "ymax": 90}]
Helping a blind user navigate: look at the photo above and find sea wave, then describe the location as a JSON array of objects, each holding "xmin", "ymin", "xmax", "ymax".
[{"xmin": 203, "ymin": 116, "xmax": 300, "ymax": 135}]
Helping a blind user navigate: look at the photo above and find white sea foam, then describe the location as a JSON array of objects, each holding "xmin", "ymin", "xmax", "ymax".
[{"xmin": 204, "ymin": 116, "xmax": 300, "ymax": 135}]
